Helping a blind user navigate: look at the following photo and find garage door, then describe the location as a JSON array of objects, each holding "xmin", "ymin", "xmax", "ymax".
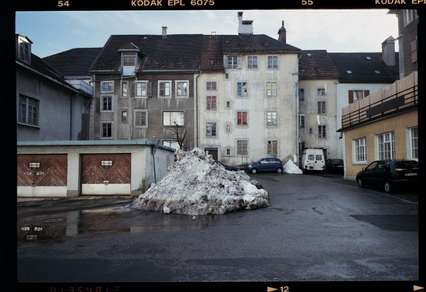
[
  {"xmin": 17, "ymin": 154, "xmax": 68, "ymax": 197},
  {"xmin": 81, "ymin": 153, "xmax": 131, "ymax": 195}
]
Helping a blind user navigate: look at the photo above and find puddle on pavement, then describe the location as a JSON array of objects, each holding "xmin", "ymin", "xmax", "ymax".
[
  {"xmin": 350, "ymin": 214, "xmax": 418, "ymax": 232},
  {"xmin": 17, "ymin": 207, "xmax": 219, "ymax": 244}
]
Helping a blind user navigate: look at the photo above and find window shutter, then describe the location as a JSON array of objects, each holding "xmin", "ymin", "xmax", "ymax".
[
  {"xmin": 236, "ymin": 56, "xmax": 241, "ymax": 69},
  {"xmin": 96, "ymin": 97, "xmax": 100, "ymax": 113},
  {"xmin": 348, "ymin": 90, "xmax": 353, "ymax": 104},
  {"xmin": 364, "ymin": 90, "xmax": 370, "ymax": 97},
  {"xmin": 147, "ymin": 81, "xmax": 153, "ymax": 98}
]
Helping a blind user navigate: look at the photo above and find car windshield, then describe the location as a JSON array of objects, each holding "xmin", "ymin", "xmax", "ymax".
[{"xmin": 394, "ymin": 161, "xmax": 418, "ymax": 169}]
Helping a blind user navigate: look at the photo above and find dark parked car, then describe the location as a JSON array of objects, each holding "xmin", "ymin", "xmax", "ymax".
[
  {"xmin": 326, "ymin": 159, "xmax": 344, "ymax": 174},
  {"xmin": 217, "ymin": 161, "xmax": 239, "ymax": 171},
  {"xmin": 247, "ymin": 157, "xmax": 284, "ymax": 174},
  {"xmin": 356, "ymin": 160, "xmax": 418, "ymax": 193}
]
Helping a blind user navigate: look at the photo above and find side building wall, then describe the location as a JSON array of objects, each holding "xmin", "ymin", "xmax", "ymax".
[
  {"xmin": 17, "ymin": 69, "xmax": 89, "ymax": 141},
  {"xmin": 198, "ymin": 54, "xmax": 298, "ymax": 165},
  {"xmin": 343, "ymin": 110, "xmax": 417, "ymax": 180},
  {"xmin": 299, "ymin": 79, "xmax": 338, "ymax": 159},
  {"xmin": 91, "ymin": 73, "xmax": 195, "ymax": 150},
  {"xmin": 336, "ymin": 83, "xmax": 393, "ymax": 159}
]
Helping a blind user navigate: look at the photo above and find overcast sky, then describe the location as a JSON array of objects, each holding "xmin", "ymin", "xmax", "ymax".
[{"xmin": 16, "ymin": 10, "xmax": 398, "ymax": 58}]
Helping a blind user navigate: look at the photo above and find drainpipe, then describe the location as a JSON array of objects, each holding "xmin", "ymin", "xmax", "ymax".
[
  {"xmin": 292, "ymin": 72, "xmax": 299, "ymax": 162},
  {"xmin": 151, "ymin": 144, "xmax": 157, "ymax": 184},
  {"xmin": 69, "ymin": 94, "xmax": 74, "ymax": 140},
  {"xmin": 194, "ymin": 72, "xmax": 200, "ymax": 148}
]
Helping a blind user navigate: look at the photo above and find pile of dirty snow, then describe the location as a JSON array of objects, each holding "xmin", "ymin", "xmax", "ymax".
[
  {"xmin": 132, "ymin": 148, "xmax": 270, "ymax": 215},
  {"xmin": 284, "ymin": 159, "xmax": 303, "ymax": 174}
]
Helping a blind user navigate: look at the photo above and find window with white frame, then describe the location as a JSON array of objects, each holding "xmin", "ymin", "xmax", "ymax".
[
  {"xmin": 100, "ymin": 81, "xmax": 114, "ymax": 93},
  {"xmin": 226, "ymin": 56, "xmax": 239, "ymax": 69},
  {"xmin": 121, "ymin": 81, "xmax": 128, "ymax": 97},
  {"xmin": 407, "ymin": 127, "xmax": 418, "ymax": 160},
  {"xmin": 318, "ymin": 125, "xmax": 326, "ymax": 139},
  {"xmin": 101, "ymin": 96, "xmax": 113, "ymax": 111},
  {"xmin": 206, "ymin": 81, "xmax": 217, "ymax": 91},
  {"xmin": 317, "ymin": 101, "xmax": 326, "ymax": 114},
  {"xmin": 299, "ymin": 114, "xmax": 305, "ymax": 129},
  {"xmin": 237, "ymin": 140, "xmax": 248, "ymax": 156},
  {"xmin": 377, "ymin": 131, "xmax": 395, "ymax": 160},
  {"xmin": 176, "ymin": 81, "xmax": 189, "ymax": 97},
  {"xmin": 266, "ymin": 111, "xmax": 278, "ymax": 127},
  {"xmin": 121, "ymin": 110, "xmax": 128, "ymax": 123},
  {"xmin": 267, "ymin": 140, "xmax": 278, "ymax": 156},
  {"xmin": 135, "ymin": 81, "xmax": 148, "ymax": 97},
  {"xmin": 101, "ymin": 122, "xmax": 112, "ymax": 138},
  {"xmin": 353, "ymin": 137, "xmax": 367, "ymax": 163},
  {"xmin": 122, "ymin": 53, "xmax": 137, "ymax": 66},
  {"xmin": 403, "ymin": 10, "xmax": 418, "ymax": 26},
  {"xmin": 134, "ymin": 110, "xmax": 148, "ymax": 128},
  {"xmin": 163, "ymin": 111, "xmax": 184, "ymax": 126},
  {"xmin": 266, "ymin": 82, "xmax": 277, "ymax": 97},
  {"xmin": 237, "ymin": 81, "xmax": 248, "ymax": 97},
  {"xmin": 206, "ymin": 96, "xmax": 217, "ymax": 111},
  {"xmin": 162, "ymin": 140, "xmax": 180, "ymax": 150},
  {"xmin": 237, "ymin": 111, "xmax": 248, "ymax": 126},
  {"xmin": 247, "ymin": 55, "xmax": 258, "ymax": 69},
  {"xmin": 206, "ymin": 122, "xmax": 217, "ymax": 137},
  {"xmin": 317, "ymin": 88, "xmax": 326, "ymax": 96},
  {"xmin": 18, "ymin": 95, "xmax": 39, "ymax": 126},
  {"xmin": 158, "ymin": 81, "xmax": 172, "ymax": 98},
  {"xmin": 267, "ymin": 56, "xmax": 278, "ymax": 69}
]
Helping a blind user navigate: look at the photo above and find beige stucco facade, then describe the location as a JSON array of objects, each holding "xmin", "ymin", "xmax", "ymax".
[
  {"xmin": 299, "ymin": 79, "xmax": 339, "ymax": 159},
  {"xmin": 343, "ymin": 109, "xmax": 418, "ymax": 179}
]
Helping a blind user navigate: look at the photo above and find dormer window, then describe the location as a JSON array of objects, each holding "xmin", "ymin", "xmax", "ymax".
[
  {"xmin": 118, "ymin": 42, "xmax": 140, "ymax": 76},
  {"xmin": 16, "ymin": 34, "xmax": 32, "ymax": 64},
  {"xmin": 122, "ymin": 53, "xmax": 137, "ymax": 66}
]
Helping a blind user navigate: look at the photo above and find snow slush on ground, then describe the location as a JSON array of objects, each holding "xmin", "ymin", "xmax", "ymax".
[
  {"xmin": 283, "ymin": 159, "xmax": 303, "ymax": 174},
  {"xmin": 132, "ymin": 148, "xmax": 270, "ymax": 215}
]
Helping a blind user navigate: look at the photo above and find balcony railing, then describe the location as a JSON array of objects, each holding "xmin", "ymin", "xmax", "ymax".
[{"xmin": 341, "ymin": 84, "xmax": 418, "ymax": 130}]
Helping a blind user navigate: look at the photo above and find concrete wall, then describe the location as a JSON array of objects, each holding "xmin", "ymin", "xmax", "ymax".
[
  {"xmin": 336, "ymin": 83, "xmax": 392, "ymax": 158},
  {"xmin": 198, "ymin": 53, "xmax": 298, "ymax": 165},
  {"xmin": 299, "ymin": 79, "xmax": 339, "ymax": 159},
  {"xmin": 342, "ymin": 110, "xmax": 417, "ymax": 180},
  {"xmin": 17, "ymin": 144, "xmax": 174, "ymax": 197},
  {"xmin": 91, "ymin": 73, "xmax": 195, "ymax": 150},
  {"xmin": 16, "ymin": 68, "xmax": 89, "ymax": 141}
]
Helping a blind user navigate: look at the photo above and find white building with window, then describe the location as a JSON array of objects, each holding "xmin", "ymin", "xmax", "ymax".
[{"xmin": 197, "ymin": 13, "xmax": 300, "ymax": 165}]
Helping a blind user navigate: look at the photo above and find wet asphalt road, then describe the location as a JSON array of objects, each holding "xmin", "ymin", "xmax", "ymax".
[{"xmin": 17, "ymin": 174, "xmax": 418, "ymax": 282}]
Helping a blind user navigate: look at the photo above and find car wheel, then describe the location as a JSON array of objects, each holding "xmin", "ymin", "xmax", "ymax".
[
  {"xmin": 357, "ymin": 178, "xmax": 364, "ymax": 188},
  {"xmin": 384, "ymin": 181, "xmax": 392, "ymax": 193},
  {"xmin": 277, "ymin": 168, "xmax": 283, "ymax": 174},
  {"xmin": 251, "ymin": 169, "xmax": 257, "ymax": 174}
]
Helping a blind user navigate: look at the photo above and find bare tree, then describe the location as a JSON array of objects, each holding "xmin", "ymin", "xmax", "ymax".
[{"xmin": 168, "ymin": 122, "xmax": 187, "ymax": 150}]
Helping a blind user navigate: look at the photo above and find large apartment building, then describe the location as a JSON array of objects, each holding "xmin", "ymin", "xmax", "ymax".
[
  {"xmin": 86, "ymin": 12, "xmax": 300, "ymax": 165},
  {"xmin": 198, "ymin": 16, "xmax": 300, "ymax": 165},
  {"xmin": 88, "ymin": 32, "xmax": 205, "ymax": 150}
]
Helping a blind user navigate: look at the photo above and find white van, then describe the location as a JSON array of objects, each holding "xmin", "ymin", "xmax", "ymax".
[{"xmin": 301, "ymin": 148, "xmax": 326, "ymax": 172}]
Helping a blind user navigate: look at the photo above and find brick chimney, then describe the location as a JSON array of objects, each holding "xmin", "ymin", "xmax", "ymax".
[
  {"xmin": 278, "ymin": 20, "xmax": 286, "ymax": 44},
  {"xmin": 382, "ymin": 36, "xmax": 396, "ymax": 66}
]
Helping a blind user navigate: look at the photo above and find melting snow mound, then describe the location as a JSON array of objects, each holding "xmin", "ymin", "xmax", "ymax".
[
  {"xmin": 132, "ymin": 148, "xmax": 270, "ymax": 215},
  {"xmin": 284, "ymin": 159, "xmax": 303, "ymax": 174}
]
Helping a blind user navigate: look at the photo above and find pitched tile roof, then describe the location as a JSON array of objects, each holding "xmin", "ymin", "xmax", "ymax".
[
  {"xmin": 90, "ymin": 34, "xmax": 300, "ymax": 72},
  {"xmin": 43, "ymin": 47, "xmax": 102, "ymax": 77},
  {"xmin": 17, "ymin": 53, "xmax": 90, "ymax": 97},
  {"xmin": 299, "ymin": 50, "xmax": 339, "ymax": 80},
  {"xmin": 329, "ymin": 52, "xmax": 399, "ymax": 83}
]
